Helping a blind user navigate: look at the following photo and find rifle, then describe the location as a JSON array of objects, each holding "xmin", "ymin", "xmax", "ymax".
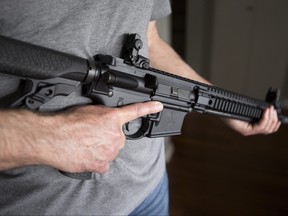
[{"xmin": 0, "ymin": 34, "xmax": 287, "ymax": 180}]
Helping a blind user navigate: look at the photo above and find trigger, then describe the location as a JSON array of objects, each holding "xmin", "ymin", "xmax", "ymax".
[{"xmin": 123, "ymin": 117, "xmax": 150, "ymax": 140}]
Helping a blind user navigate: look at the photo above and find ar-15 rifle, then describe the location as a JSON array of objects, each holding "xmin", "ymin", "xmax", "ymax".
[{"xmin": 0, "ymin": 34, "xmax": 287, "ymax": 180}]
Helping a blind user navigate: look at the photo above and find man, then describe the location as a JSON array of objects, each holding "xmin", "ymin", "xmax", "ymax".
[{"xmin": 0, "ymin": 0, "xmax": 280, "ymax": 215}]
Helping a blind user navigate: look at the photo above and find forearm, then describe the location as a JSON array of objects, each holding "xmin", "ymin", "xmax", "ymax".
[{"xmin": 0, "ymin": 110, "xmax": 44, "ymax": 170}]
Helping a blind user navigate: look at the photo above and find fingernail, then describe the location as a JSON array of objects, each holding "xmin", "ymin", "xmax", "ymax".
[{"xmin": 154, "ymin": 102, "xmax": 164, "ymax": 112}]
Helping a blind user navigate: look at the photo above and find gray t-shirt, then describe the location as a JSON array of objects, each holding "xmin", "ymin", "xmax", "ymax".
[{"xmin": 0, "ymin": 0, "xmax": 171, "ymax": 215}]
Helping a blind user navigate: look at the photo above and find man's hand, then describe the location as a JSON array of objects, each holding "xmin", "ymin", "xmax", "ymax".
[
  {"xmin": 224, "ymin": 106, "xmax": 281, "ymax": 136},
  {"xmin": 0, "ymin": 101, "xmax": 163, "ymax": 173}
]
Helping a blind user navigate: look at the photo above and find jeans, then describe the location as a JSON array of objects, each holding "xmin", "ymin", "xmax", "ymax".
[{"xmin": 129, "ymin": 171, "xmax": 169, "ymax": 216}]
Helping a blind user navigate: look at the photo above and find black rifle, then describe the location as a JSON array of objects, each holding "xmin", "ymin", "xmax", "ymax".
[{"xmin": 0, "ymin": 34, "xmax": 287, "ymax": 180}]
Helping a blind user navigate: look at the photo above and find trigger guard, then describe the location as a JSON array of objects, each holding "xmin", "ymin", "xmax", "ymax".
[{"xmin": 124, "ymin": 117, "xmax": 150, "ymax": 140}]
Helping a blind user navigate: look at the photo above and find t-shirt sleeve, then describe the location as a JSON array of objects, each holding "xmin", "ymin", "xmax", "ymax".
[{"xmin": 151, "ymin": 0, "xmax": 171, "ymax": 20}]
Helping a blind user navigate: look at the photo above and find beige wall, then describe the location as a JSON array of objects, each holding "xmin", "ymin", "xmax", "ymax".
[{"xmin": 186, "ymin": 0, "xmax": 288, "ymax": 104}]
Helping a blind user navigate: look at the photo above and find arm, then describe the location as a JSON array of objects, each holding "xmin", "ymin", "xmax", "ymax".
[
  {"xmin": 0, "ymin": 102, "xmax": 163, "ymax": 171},
  {"xmin": 147, "ymin": 21, "xmax": 281, "ymax": 135}
]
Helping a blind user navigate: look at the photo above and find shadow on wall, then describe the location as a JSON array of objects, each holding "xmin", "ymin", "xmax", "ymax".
[{"xmin": 282, "ymin": 59, "xmax": 288, "ymax": 108}]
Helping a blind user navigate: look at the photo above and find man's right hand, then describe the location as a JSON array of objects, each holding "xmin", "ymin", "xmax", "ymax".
[{"xmin": 0, "ymin": 101, "xmax": 163, "ymax": 173}]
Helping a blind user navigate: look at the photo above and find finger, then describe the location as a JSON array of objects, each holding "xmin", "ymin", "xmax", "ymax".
[
  {"xmin": 254, "ymin": 107, "xmax": 271, "ymax": 133},
  {"xmin": 117, "ymin": 101, "xmax": 163, "ymax": 125},
  {"xmin": 101, "ymin": 144, "xmax": 121, "ymax": 161},
  {"xmin": 98, "ymin": 163, "xmax": 109, "ymax": 173},
  {"xmin": 273, "ymin": 121, "xmax": 281, "ymax": 132},
  {"xmin": 263, "ymin": 106, "xmax": 274, "ymax": 133},
  {"xmin": 268, "ymin": 108, "xmax": 278, "ymax": 133},
  {"xmin": 269, "ymin": 108, "xmax": 281, "ymax": 133},
  {"xmin": 95, "ymin": 162, "xmax": 110, "ymax": 173}
]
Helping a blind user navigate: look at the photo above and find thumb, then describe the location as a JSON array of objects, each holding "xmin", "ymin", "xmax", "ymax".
[{"xmin": 117, "ymin": 101, "xmax": 163, "ymax": 125}]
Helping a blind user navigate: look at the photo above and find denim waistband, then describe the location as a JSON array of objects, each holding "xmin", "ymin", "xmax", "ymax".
[{"xmin": 129, "ymin": 170, "xmax": 169, "ymax": 216}]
